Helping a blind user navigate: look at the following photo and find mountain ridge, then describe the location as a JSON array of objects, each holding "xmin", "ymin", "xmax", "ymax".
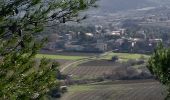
[{"xmin": 80, "ymin": 0, "xmax": 170, "ymax": 25}]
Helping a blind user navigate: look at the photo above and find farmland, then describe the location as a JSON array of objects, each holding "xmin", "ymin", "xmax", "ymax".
[
  {"xmin": 63, "ymin": 60, "xmax": 122, "ymax": 79},
  {"xmin": 36, "ymin": 52, "xmax": 151, "ymax": 80},
  {"xmin": 62, "ymin": 59, "xmax": 151, "ymax": 80},
  {"xmin": 36, "ymin": 52, "xmax": 149, "ymax": 61},
  {"xmin": 102, "ymin": 52, "xmax": 150, "ymax": 61},
  {"xmin": 36, "ymin": 54, "xmax": 87, "ymax": 60},
  {"xmin": 60, "ymin": 80, "xmax": 166, "ymax": 100},
  {"xmin": 37, "ymin": 52, "xmax": 166, "ymax": 100}
]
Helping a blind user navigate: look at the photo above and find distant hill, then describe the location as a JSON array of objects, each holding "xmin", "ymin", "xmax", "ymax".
[
  {"xmin": 81, "ymin": 0, "xmax": 170, "ymax": 25},
  {"xmin": 149, "ymin": 0, "xmax": 170, "ymax": 6},
  {"xmin": 93, "ymin": 0, "xmax": 156, "ymax": 14},
  {"xmin": 89, "ymin": 0, "xmax": 170, "ymax": 14}
]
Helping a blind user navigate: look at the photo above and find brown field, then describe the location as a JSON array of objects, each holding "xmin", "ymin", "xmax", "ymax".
[
  {"xmin": 62, "ymin": 60, "xmax": 150, "ymax": 80},
  {"xmin": 63, "ymin": 60, "xmax": 121, "ymax": 79},
  {"xmin": 60, "ymin": 80, "xmax": 166, "ymax": 100},
  {"xmin": 78, "ymin": 60, "xmax": 119, "ymax": 66},
  {"xmin": 63, "ymin": 65, "xmax": 115, "ymax": 78},
  {"xmin": 63, "ymin": 65, "xmax": 118, "ymax": 79}
]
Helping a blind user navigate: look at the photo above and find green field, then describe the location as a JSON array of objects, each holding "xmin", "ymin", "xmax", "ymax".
[
  {"xmin": 60, "ymin": 81, "xmax": 165, "ymax": 100},
  {"xmin": 36, "ymin": 52, "xmax": 150, "ymax": 61},
  {"xmin": 103, "ymin": 52, "xmax": 150, "ymax": 61},
  {"xmin": 36, "ymin": 54, "xmax": 87, "ymax": 60}
]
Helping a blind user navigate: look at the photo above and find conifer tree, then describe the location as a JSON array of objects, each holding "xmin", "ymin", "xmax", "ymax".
[
  {"xmin": 0, "ymin": 0, "xmax": 96, "ymax": 99},
  {"xmin": 147, "ymin": 44, "xmax": 170, "ymax": 100}
]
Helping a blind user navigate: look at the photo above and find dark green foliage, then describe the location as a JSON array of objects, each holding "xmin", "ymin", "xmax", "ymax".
[
  {"xmin": 0, "ymin": 0, "xmax": 96, "ymax": 99},
  {"xmin": 111, "ymin": 56, "xmax": 118, "ymax": 62},
  {"xmin": 147, "ymin": 44, "xmax": 170, "ymax": 100}
]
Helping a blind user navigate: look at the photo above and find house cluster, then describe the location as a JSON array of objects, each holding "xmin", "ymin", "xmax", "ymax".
[{"xmin": 43, "ymin": 25, "xmax": 163, "ymax": 53}]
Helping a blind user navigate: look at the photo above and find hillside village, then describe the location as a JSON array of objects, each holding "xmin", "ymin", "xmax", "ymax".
[
  {"xmin": 43, "ymin": 25, "xmax": 163, "ymax": 54},
  {"xmin": 39, "ymin": 6, "xmax": 170, "ymax": 54}
]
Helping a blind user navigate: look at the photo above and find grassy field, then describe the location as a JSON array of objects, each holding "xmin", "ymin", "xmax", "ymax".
[
  {"xmin": 103, "ymin": 52, "xmax": 150, "ymax": 61},
  {"xmin": 36, "ymin": 54, "xmax": 87, "ymax": 60},
  {"xmin": 36, "ymin": 52, "xmax": 149, "ymax": 61},
  {"xmin": 60, "ymin": 81, "xmax": 166, "ymax": 100}
]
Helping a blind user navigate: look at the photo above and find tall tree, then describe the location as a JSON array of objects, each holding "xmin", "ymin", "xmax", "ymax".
[
  {"xmin": 147, "ymin": 44, "xmax": 170, "ymax": 100},
  {"xmin": 0, "ymin": 0, "xmax": 96, "ymax": 99}
]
